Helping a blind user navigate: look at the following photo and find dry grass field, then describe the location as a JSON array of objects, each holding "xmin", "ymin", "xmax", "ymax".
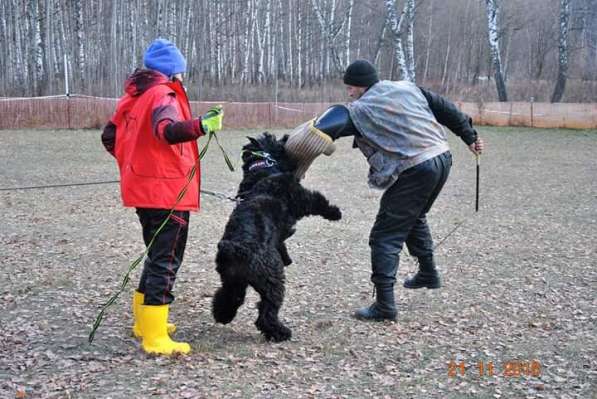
[{"xmin": 1, "ymin": 126, "xmax": 595, "ymax": 398}]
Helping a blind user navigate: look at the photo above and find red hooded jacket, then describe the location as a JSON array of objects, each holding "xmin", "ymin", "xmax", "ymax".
[{"xmin": 102, "ymin": 70, "xmax": 205, "ymax": 211}]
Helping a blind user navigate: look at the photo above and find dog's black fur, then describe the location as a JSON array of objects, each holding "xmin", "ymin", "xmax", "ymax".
[{"xmin": 212, "ymin": 132, "xmax": 341, "ymax": 342}]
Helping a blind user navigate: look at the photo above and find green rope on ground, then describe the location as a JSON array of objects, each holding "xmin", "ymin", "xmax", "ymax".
[{"xmin": 88, "ymin": 130, "xmax": 234, "ymax": 343}]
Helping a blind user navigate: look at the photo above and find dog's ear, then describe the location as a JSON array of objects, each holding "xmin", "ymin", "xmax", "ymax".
[
  {"xmin": 279, "ymin": 134, "xmax": 290, "ymax": 145},
  {"xmin": 246, "ymin": 136, "xmax": 261, "ymax": 149},
  {"xmin": 262, "ymin": 131, "xmax": 274, "ymax": 142}
]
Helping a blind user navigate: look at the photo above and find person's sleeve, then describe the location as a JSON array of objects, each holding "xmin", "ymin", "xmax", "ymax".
[
  {"xmin": 333, "ymin": 116, "xmax": 361, "ymax": 140},
  {"xmin": 151, "ymin": 94, "xmax": 205, "ymax": 144},
  {"xmin": 101, "ymin": 121, "xmax": 117, "ymax": 156},
  {"xmin": 418, "ymin": 87, "xmax": 477, "ymax": 145}
]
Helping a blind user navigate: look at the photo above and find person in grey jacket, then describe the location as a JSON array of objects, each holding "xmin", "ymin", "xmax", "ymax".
[{"xmin": 315, "ymin": 59, "xmax": 484, "ymax": 321}]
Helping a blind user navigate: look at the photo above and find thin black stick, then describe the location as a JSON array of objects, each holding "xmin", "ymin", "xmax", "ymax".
[{"xmin": 475, "ymin": 154, "xmax": 480, "ymax": 212}]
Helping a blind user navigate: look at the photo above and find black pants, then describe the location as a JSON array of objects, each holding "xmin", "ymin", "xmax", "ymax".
[
  {"xmin": 136, "ymin": 208, "xmax": 190, "ymax": 305},
  {"xmin": 369, "ymin": 151, "xmax": 452, "ymax": 286}
]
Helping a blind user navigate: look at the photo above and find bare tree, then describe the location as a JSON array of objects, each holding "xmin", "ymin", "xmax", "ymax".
[
  {"xmin": 296, "ymin": 0, "xmax": 303, "ymax": 88},
  {"xmin": 373, "ymin": 14, "xmax": 388, "ymax": 65},
  {"xmin": 404, "ymin": 0, "xmax": 416, "ymax": 82},
  {"xmin": 256, "ymin": 0, "xmax": 271, "ymax": 83},
  {"xmin": 551, "ymin": 0, "xmax": 570, "ymax": 102},
  {"xmin": 1, "ymin": 0, "xmax": 595, "ymax": 102},
  {"xmin": 311, "ymin": 0, "xmax": 341, "ymax": 73},
  {"xmin": 344, "ymin": 0, "xmax": 354, "ymax": 67},
  {"xmin": 422, "ymin": 0, "xmax": 433, "ymax": 83},
  {"xmin": 485, "ymin": 0, "xmax": 508, "ymax": 101},
  {"xmin": 73, "ymin": 0, "xmax": 85, "ymax": 92},
  {"xmin": 384, "ymin": 0, "xmax": 413, "ymax": 82},
  {"xmin": 241, "ymin": 0, "xmax": 256, "ymax": 84}
]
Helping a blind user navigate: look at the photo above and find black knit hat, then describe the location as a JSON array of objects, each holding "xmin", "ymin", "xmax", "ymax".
[{"xmin": 343, "ymin": 59, "xmax": 379, "ymax": 87}]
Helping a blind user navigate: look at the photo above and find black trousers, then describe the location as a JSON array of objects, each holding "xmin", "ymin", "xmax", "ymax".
[
  {"xmin": 369, "ymin": 151, "xmax": 452, "ymax": 286},
  {"xmin": 136, "ymin": 208, "xmax": 190, "ymax": 305}
]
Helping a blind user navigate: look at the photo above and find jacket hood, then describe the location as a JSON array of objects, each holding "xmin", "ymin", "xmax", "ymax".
[{"xmin": 124, "ymin": 69, "xmax": 169, "ymax": 97}]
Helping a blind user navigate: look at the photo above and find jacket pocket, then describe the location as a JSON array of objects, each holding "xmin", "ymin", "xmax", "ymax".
[{"xmin": 130, "ymin": 161, "xmax": 192, "ymax": 179}]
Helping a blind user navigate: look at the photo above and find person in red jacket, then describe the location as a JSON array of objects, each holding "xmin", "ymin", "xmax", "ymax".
[{"xmin": 101, "ymin": 38, "xmax": 223, "ymax": 355}]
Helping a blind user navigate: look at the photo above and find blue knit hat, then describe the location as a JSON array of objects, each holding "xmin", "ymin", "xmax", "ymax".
[{"xmin": 143, "ymin": 38, "xmax": 187, "ymax": 77}]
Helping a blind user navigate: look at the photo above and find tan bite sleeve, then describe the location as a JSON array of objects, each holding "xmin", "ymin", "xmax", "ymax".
[{"xmin": 284, "ymin": 120, "xmax": 336, "ymax": 179}]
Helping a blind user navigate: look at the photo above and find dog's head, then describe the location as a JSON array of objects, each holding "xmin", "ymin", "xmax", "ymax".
[{"xmin": 241, "ymin": 132, "xmax": 297, "ymax": 175}]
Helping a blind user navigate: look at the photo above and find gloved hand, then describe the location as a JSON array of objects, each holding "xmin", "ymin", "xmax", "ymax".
[{"xmin": 201, "ymin": 105, "xmax": 224, "ymax": 134}]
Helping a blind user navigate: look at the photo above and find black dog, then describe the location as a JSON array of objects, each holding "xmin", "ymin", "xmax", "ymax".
[{"xmin": 212, "ymin": 132, "xmax": 342, "ymax": 342}]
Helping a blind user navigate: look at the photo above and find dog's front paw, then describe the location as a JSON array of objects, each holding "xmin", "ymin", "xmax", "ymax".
[
  {"xmin": 264, "ymin": 325, "xmax": 292, "ymax": 342},
  {"xmin": 323, "ymin": 205, "xmax": 342, "ymax": 221}
]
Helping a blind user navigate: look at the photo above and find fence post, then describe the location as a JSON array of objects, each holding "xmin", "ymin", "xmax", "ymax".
[
  {"xmin": 64, "ymin": 54, "xmax": 71, "ymax": 129},
  {"xmin": 530, "ymin": 97, "xmax": 534, "ymax": 128}
]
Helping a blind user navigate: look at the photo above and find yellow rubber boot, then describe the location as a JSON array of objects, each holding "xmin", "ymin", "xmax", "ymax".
[
  {"xmin": 139, "ymin": 304, "xmax": 191, "ymax": 355},
  {"xmin": 132, "ymin": 291, "xmax": 176, "ymax": 339}
]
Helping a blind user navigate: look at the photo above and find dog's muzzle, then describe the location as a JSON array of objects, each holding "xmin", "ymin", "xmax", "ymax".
[
  {"xmin": 247, "ymin": 151, "xmax": 281, "ymax": 173},
  {"xmin": 248, "ymin": 159, "xmax": 277, "ymax": 171}
]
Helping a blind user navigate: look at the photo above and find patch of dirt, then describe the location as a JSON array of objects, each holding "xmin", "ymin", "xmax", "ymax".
[{"xmin": 1, "ymin": 127, "xmax": 595, "ymax": 398}]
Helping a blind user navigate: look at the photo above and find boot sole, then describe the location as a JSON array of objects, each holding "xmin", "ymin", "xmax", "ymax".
[
  {"xmin": 353, "ymin": 313, "xmax": 397, "ymax": 322},
  {"xmin": 404, "ymin": 285, "xmax": 442, "ymax": 290},
  {"xmin": 403, "ymin": 284, "xmax": 441, "ymax": 289}
]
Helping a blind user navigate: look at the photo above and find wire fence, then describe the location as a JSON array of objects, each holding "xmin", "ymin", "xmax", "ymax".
[
  {"xmin": 0, "ymin": 95, "xmax": 596, "ymax": 130},
  {"xmin": 457, "ymin": 101, "xmax": 597, "ymax": 129}
]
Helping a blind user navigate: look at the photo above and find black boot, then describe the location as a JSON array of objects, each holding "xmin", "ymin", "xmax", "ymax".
[
  {"xmin": 354, "ymin": 285, "xmax": 397, "ymax": 321},
  {"xmin": 403, "ymin": 255, "xmax": 441, "ymax": 289}
]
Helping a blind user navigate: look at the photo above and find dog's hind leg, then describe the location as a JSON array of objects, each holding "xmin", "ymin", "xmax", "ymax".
[
  {"xmin": 248, "ymin": 257, "xmax": 291, "ymax": 342},
  {"xmin": 213, "ymin": 240, "xmax": 251, "ymax": 324},
  {"xmin": 255, "ymin": 296, "xmax": 291, "ymax": 342},
  {"xmin": 212, "ymin": 279, "xmax": 248, "ymax": 324}
]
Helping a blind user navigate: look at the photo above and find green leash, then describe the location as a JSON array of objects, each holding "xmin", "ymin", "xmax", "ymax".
[{"xmin": 88, "ymin": 130, "xmax": 233, "ymax": 343}]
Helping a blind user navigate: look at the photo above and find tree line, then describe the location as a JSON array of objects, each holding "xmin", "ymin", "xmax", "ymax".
[{"xmin": 0, "ymin": 0, "xmax": 595, "ymax": 102}]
